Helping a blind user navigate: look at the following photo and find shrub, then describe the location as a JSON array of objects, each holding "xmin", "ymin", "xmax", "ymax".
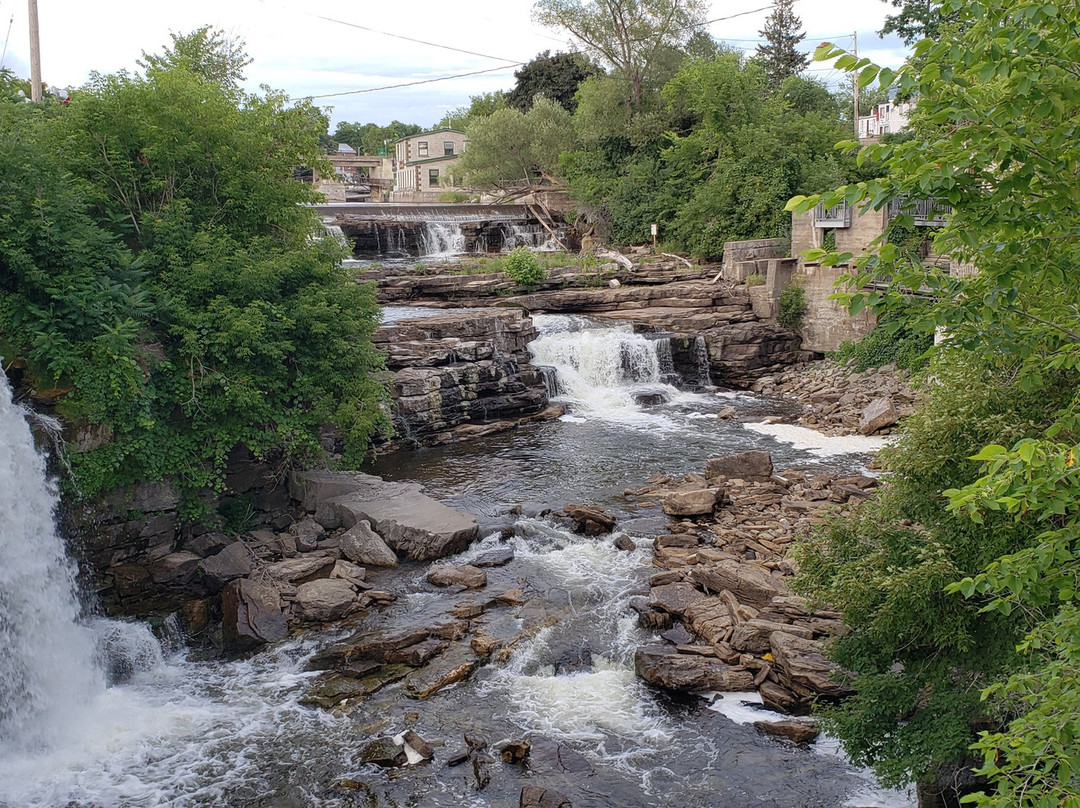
[
  {"xmin": 830, "ymin": 300, "xmax": 934, "ymax": 372},
  {"xmin": 777, "ymin": 284, "xmax": 808, "ymax": 330},
  {"xmin": 503, "ymin": 247, "xmax": 546, "ymax": 286},
  {"xmin": 745, "ymin": 273, "xmax": 766, "ymax": 286}
]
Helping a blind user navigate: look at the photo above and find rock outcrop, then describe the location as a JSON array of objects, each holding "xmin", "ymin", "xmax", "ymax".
[{"xmin": 373, "ymin": 309, "xmax": 561, "ymax": 447}]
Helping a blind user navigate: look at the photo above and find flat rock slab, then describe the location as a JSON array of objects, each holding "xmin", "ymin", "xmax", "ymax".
[
  {"xmin": 426, "ymin": 564, "xmax": 488, "ymax": 589},
  {"xmin": 404, "ymin": 641, "xmax": 480, "ymax": 700},
  {"xmin": 690, "ymin": 560, "xmax": 785, "ymax": 607},
  {"xmin": 706, "ymin": 450, "xmax": 773, "ymax": 481},
  {"xmin": 291, "ymin": 472, "xmax": 478, "ymax": 561},
  {"xmin": 635, "ymin": 644, "xmax": 754, "ymax": 692},
  {"xmin": 769, "ymin": 631, "xmax": 855, "ymax": 699},
  {"xmin": 661, "ymin": 488, "xmax": 721, "ymax": 517},
  {"xmin": 649, "ymin": 582, "xmax": 707, "ymax": 616}
]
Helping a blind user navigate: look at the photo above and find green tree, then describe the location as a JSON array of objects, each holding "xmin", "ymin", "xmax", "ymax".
[
  {"xmin": 533, "ymin": 0, "xmax": 707, "ymax": 113},
  {"xmin": 506, "ymin": 50, "xmax": 595, "ymax": 113},
  {"xmin": 137, "ymin": 25, "xmax": 252, "ymax": 97},
  {"xmin": 878, "ymin": 0, "xmax": 964, "ymax": 46},
  {"xmin": 755, "ymin": 0, "xmax": 809, "ymax": 88},
  {"xmin": 454, "ymin": 97, "xmax": 578, "ymax": 190},
  {"xmin": 789, "ymin": 0, "xmax": 1080, "ymax": 803},
  {"xmin": 1, "ymin": 37, "xmax": 386, "ymax": 501},
  {"xmin": 435, "ymin": 91, "xmax": 506, "ymax": 130}
]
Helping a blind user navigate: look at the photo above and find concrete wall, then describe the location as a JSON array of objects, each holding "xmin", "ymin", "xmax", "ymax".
[
  {"xmin": 793, "ymin": 263, "xmax": 876, "ymax": 353},
  {"xmin": 721, "ymin": 238, "xmax": 787, "ymax": 282}
]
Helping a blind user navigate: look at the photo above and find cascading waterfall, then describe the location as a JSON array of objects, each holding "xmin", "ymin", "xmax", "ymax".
[
  {"xmin": 0, "ymin": 374, "xmax": 164, "ymax": 760},
  {"xmin": 499, "ymin": 223, "xmax": 566, "ymax": 252},
  {"xmin": 0, "ymin": 375, "xmax": 103, "ymax": 753},
  {"xmin": 419, "ymin": 221, "xmax": 466, "ymax": 257},
  {"xmin": 528, "ymin": 315, "xmax": 681, "ymax": 418}
]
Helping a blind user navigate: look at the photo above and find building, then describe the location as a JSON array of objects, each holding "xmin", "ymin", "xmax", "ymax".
[
  {"xmin": 392, "ymin": 129, "xmax": 467, "ymax": 201},
  {"xmin": 857, "ymin": 98, "xmax": 914, "ymax": 142}
]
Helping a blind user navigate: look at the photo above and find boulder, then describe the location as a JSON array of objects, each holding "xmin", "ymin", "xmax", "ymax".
[
  {"xmin": 199, "ymin": 542, "xmax": 255, "ymax": 593},
  {"xmin": 769, "ymin": 632, "xmax": 855, "ymax": 699},
  {"xmin": 471, "ymin": 546, "xmax": 516, "ymax": 567},
  {"xmin": 265, "ymin": 554, "xmax": 336, "ymax": 584},
  {"xmin": 730, "ymin": 619, "xmax": 813, "ymax": 655},
  {"xmin": 294, "ymin": 579, "xmax": 361, "ymax": 623},
  {"xmin": 183, "ymin": 531, "xmax": 232, "ymax": 558},
  {"xmin": 690, "ymin": 560, "xmax": 784, "ymax": 607},
  {"xmin": 706, "ymin": 450, "xmax": 773, "ymax": 481},
  {"xmin": 221, "ymin": 578, "xmax": 288, "ymax": 653},
  {"xmin": 682, "ymin": 597, "xmax": 734, "ymax": 644},
  {"xmin": 520, "ymin": 786, "xmax": 573, "ymax": 808},
  {"xmin": 339, "ymin": 521, "xmax": 398, "ymax": 567},
  {"xmin": 858, "ymin": 397, "xmax": 898, "ymax": 435},
  {"xmin": 358, "ymin": 737, "xmax": 408, "ymax": 768},
  {"xmin": 148, "ymin": 551, "xmax": 201, "ymax": 585},
  {"xmin": 753, "ymin": 719, "xmax": 820, "ymax": 744},
  {"xmin": 648, "ymin": 582, "xmax": 706, "ymax": 616},
  {"xmin": 563, "ymin": 504, "xmax": 616, "ymax": 536},
  {"xmin": 634, "ymin": 644, "xmax": 755, "ymax": 692},
  {"xmin": 426, "ymin": 564, "xmax": 488, "ymax": 589},
  {"xmin": 661, "ymin": 488, "xmax": 721, "ymax": 517}
]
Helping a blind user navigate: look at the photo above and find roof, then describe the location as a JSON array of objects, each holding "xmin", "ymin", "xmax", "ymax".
[
  {"xmin": 336, "ymin": 142, "xmax": 357, "ymax": 154},
  {"xmin": 394, "ymin": 128, "xmax": 466, "ymax": 144}
]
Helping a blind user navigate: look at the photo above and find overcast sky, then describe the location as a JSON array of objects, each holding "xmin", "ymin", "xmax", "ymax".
[{"xmin": 1, "ymin": 0, "xmax": 907, "ymax": 130}]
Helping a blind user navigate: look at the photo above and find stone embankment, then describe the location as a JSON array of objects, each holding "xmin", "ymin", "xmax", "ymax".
[
  {"xmin": 627, "ymin": 449, "xmax": 879, "ymax": 736},
  {"xmin": 751, "ymin": 359, "xmax": 919, "ymax": 436},
  {"xmin": 373, "ymin": 308, "xmax": 560, "ymax": 447}
]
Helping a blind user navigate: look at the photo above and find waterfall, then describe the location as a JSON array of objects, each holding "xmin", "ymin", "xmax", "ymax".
[
  {"xmin": 0, "ymin": 374, "xmax": 162, "ymax": 756},
  {"xmin": 528, "ymin": 315, "xmax": 680, "ymax": 418},
  {"xmin": 419, "ymin": 222, "xmax": 466, "ymax": 257},
  {"xmin": 0, "ymin": 375, "xmax": 102, "ymax": 753},
  {"xmin": 499, "ymin": 223, "xmax": 566, "ymax": 252}
]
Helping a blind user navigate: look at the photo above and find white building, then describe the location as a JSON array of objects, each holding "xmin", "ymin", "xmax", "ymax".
[{"xmin": 857, "ymin": 99, "xmax": 914, "ymax": 141}]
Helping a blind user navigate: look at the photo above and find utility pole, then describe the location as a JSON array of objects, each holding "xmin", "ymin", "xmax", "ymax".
[
  {"xmin": 28, "ymin": 0, "xmax": 41, "ymax": 102},
  {"xmin": 851, "ymin": 32, "xmax": 859, "ymax": 140}
]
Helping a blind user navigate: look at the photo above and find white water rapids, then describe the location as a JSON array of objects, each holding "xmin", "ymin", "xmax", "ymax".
[{"xmin": 0, "ymin": 318, "xmax": 912, "ymax": 806}]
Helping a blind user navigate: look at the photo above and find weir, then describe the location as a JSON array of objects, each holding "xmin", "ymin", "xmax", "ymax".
[{"xmin": 316, "ymin": 203, "xmax": 572, "ymax": 258}]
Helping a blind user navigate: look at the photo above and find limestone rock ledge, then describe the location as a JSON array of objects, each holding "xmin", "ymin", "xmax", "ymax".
[{"xmin": 373, "ymin": 308, "xmax": 558, "ymax": 446}]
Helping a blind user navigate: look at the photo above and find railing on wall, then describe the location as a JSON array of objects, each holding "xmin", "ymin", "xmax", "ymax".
[
  {"xmin": 811, "ymin": 201, "xmax": 852, "ymax": 228},
  {"xmin": 887, "ymin": 197, "xmax": 950, "ymax": 226}
]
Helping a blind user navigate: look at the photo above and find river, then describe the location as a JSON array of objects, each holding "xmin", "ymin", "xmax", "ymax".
[{"xmin": 0, "ymin": 313, "xmax": 912, "ymax": 808}]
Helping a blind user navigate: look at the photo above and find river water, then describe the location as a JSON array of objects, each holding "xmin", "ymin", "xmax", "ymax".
[{"xmin": 0, "ymin": 314, "xmax": 911, "ymax": 808}]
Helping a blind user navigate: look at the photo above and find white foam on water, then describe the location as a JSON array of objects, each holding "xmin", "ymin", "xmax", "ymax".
[
  {"xmin": 706, "ymin": 692, "xmax": 915, "ymax": 808},
  {"xmin": 743, "ymin": 421, "xmax": 888, "ymax": 456}
]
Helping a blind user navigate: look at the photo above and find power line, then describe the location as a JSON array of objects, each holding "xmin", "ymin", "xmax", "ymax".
[
  {"xmin": 306, "ymin": 11, "xmax": 521, "ymax": 66},
  {"xmin": 304, "ymin": 63, "xmax": 522, "ymax": 100}
]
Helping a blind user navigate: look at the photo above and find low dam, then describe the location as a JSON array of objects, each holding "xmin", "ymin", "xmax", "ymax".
[{"xmin": 315, "ymin": 203, "xmax": 572, "ymax": 258}]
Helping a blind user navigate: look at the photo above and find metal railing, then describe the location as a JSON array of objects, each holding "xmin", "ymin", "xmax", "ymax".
[
  {"xmin": 811, "ymin": 200, "xmax": 852, "ymax": 228},
  {"xmin": 887, "ymin": 197, "xmax": 951, "ymax": 226}
]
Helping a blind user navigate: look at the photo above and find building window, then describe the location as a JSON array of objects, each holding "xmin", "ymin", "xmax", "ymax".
[
  {"xmin": 429, "ymin": 169, "xmax": 440, "ymax": 187},
  {"xmin": 417, "ymin": 141, "xmax": 428, "ymax": 157},
  {"xmin": 444, "ymin": 141, "xmax": 454, "ymax": 156}
]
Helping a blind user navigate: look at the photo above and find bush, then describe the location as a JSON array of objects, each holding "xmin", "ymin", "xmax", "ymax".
[
  {"xmin": 745, "ymin": 273, "xmax": 766, "ymax": 286},
  {"xmin": 503, "ymin": 247, "xmax": 546, "ymax": 286},
  {"xmin": 778, "ymin": 284, "xmax": 808, "ymax": 330},
  {"xmin": 438, "ymin": 191, "xmax": 470, "ymax": 203},
  {"xmin": 830, "ymin": 300, "xmax": 934, "ymax": 372}
]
